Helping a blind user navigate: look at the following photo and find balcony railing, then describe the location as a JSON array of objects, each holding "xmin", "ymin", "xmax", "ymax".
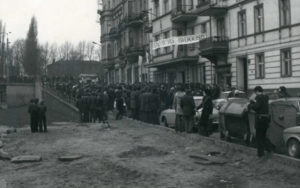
[
  {"xmin": 196, "ymin": 0, "xmax": 227, "ymax": 16},
  {"xmin": 123, "ymin": 46, "xmax": 144, "ymax": 62},
  {"xmin": 144, "ymin": 22, "xmax": 153, "ymax": 33},
  {"xmin": 171, "ymin": 7, "xmax": 198, "ymax": 23},
  {"xmin": 109, "ymin": 27, "xmax": 121, "ymax": 38},
  {"xmin": 127, "ymin": 13, "xmax": 144, "ymax": 27},
  {"xmin": 199, "ymin": 36, "xmax": 229, "ymax": 57}
]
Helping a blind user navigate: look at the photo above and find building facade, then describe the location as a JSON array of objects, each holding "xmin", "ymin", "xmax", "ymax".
[
  {"xmin": 98, "ymin": 0, "xmax": 153, "ymax": 84},
  {"xmin": 98, "ymin": 0, "xmax": 300, "ymax": 93},
  {"xmin": 47, "ymin": 60, "xmax": 104, "ymax": 78}
]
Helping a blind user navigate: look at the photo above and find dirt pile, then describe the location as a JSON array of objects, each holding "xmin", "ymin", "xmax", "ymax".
[{"xmin": 118, "ymin": 146, "xmax": 169, "ymax": 158}]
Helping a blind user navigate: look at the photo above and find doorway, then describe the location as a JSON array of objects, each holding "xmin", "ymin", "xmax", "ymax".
[{"xmin": 237, "ymin": 57, "xmax": 248, "ymax": 92}]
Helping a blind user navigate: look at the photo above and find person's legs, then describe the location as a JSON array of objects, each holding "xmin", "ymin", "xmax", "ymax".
[
  {"xmin": 42, "ymin": 116, "xmax": 47, "ymax": 132},
  {"xmin": 256, "ymin": 127, "xmax": 265, "ymax": 157}
]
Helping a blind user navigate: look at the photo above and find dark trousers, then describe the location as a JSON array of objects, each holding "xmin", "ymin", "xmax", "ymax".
[
  {"xmin": 39, "ymin": 116, "xmax": 47, "ymax": 132},
  {"xmin": 256, "ymin": 123, "xmax": 271, "ymax": 156},
  {"xmin": 199, "ymin": 116, "xmax": 210, "ymax": 136},
  {"xmin": 31, "ymin": 116, "xmax": 39, "ymax": 133},
  {"xmin": 175, "ymin": 114, "xmax": 184, "ymax": 132},
  {"xmin": 30, "ymin": 116, "xmax": 35, "ymax": 132},
  {"xmin": 183, "ymin": 115, "xmax": 194, "ymax": 133}
]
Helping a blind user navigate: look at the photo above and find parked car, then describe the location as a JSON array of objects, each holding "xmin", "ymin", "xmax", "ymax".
[
  {"xmin": 196, "ymin": 90, "xmax": 246, "ymax": 126},
  {"xmin": 283, "ymin": 126, "xmax": 300, "ymax": 158},
  {"xmin": 159, "ymin": 96, "xmax": 203, "ymax": 128},
  {"xmin": 219, "ymin": 97, "xmax": 300, "ymax": 158}
]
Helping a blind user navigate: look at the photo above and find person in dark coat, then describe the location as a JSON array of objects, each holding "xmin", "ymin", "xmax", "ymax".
[
  {"xmin": 278, "ymin": 86, "xmax": 290, "ymax": 98},
  {"xmin": 148, "ymin": 88, "xmax": 160, "ymax": 124},
  {"xmin": 103, "ymin": 91, "xmax": 110, "ymax": 123},
  {"xmin": 115, "ymin": 91, "xmax": 125, "ymax": 120},
  {"xmin": 180, "ymin": 90, "xmax": 195, "ymax": 133},
  {"xmin": 76, "ymin": 97, "xmax": 84, "ymax": 122},
  {"xmin": 197, "ymin": 88, "xmax": 213, "ymax": 136},
  {"xmin": 248, "ymin": 86, "xmax": 273, "ymax": 157},
  {"xmin": 38, "ymin": 101, "xmax": 47, "ymax": 132},
  {"xmin": 30, "ymin": 98, "xmax": 40, "ymax": 133}
]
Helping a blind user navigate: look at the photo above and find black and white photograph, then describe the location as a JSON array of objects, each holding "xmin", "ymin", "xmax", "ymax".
[{"xmin": 0, "ymin": 0, "xmax": 300, "ymax": 187}]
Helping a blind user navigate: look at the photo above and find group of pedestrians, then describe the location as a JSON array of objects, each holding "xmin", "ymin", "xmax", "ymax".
[{"xmin": 28, "ymin": 98, "xmax": 47, "ymax": 133}]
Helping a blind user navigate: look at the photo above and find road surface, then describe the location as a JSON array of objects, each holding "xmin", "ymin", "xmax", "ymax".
[{"xmin": 0, "ymin": 116, "xmax": 299, "ymax": 188}]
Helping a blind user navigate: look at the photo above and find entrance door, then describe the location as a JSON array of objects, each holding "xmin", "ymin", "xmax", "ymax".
[{"xmin": 237, "ymin": 57, "xmax": 248, "ymax": 92}]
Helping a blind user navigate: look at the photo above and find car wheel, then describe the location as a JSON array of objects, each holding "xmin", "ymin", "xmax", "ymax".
[
  {"xmin": 287, "ymin": 139, "xmax": 300, "ymax": 158},
  {"xmin": 160, "ymin": 117, "xmax": 169, "ymax": 127}
]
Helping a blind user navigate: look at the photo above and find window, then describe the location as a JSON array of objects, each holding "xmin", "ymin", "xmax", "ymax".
[
  {"xmin": 129, "ymin": 31, "xmax": 134, "ymax": 46},
  {"xmin": 201, "ymin": 23, "xmax": 207, "ymax": 33},
  {"xmin": 164, "ymin": 0, "xmax": 169, "ymax": 14},
  {"xmin": 254, "ymin": 4, "xmax": 264, "ymax": 33},
  {"xmin": 164, "ymin": 31, "xmax": 170, "ymax": 53},
  {"xmin": 255, "ymin": 53, "xmax": 265, "ymax": 79},
  {"xmin": 154, "ymin": 1, "xmax": 159, "ymax": 18},
  {"xmin": 155, "ymin": 35, "xmax": 160, "ymax": 55},
  {"xmin": 188, "ymin": 27, "xmax": 196, "ymax": 51},
  {"xmin": 279, "ymin": 0, "xmax": 291, "ymax": 26},
  {"xmin": 281, "ymin": 48, "xmax": 292, "ymax": 77},
  {"xmin": 238, "ymin": 10, "xmax": 247, "ymax": 37},
  {"xmin": 217, "ymin": 18, "xmax": 225, "ymax": 36},
  {"xmin": 189, "ymin": 0, "xmax": 194, "ymax": 10}
]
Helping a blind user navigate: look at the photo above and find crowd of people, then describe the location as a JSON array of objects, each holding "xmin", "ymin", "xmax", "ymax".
[{"xmin": 45, "ymin": 77, "xmax": 222, "ymax": 134}]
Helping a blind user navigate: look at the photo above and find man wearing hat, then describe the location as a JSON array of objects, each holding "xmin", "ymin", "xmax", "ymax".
[{"xmin": 248, "ymin": 86, "xmax": 272, "ymax": 157}]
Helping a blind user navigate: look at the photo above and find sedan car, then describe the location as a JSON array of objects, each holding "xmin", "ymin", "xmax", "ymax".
[
  {"xmin": 159, "ymin": 96, "xmax": 203, "ymax": 128},
  {"xmin": 283, "ymin": 126, "xmax": 300, "ymax": 158},
  {"xmin": 220, "ymin": 97, "xmax": 300, "ymax": 158}
]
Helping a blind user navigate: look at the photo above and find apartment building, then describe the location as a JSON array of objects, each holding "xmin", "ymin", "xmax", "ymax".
[
  {"xmin": 98, "ymin": 0, "xmax": 152, "ymax": 84},
  {"xmin": 148, "ymin": 0, "xmax": 300, "ymax": 93},
  {"xmin": 148, "ymin": 0, "xmax": 211, "ymax": 85}
]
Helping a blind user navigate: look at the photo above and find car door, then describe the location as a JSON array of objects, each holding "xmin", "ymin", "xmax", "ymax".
[{"xmin": 268, "ymin": 100, "xmax": 298, "ymax": 147}]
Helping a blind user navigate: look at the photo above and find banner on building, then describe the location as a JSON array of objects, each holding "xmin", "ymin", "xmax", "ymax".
[{"xmin": 152, "ymin": 34, "xmax": 206, "ymax": 50}]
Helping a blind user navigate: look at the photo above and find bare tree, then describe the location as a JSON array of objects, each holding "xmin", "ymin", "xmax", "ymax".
[
  {"xmin": 58, "ymin": 41, "xmax": 73, "ymax": 60},
  {"xmin": 85, "ymin": 42, "xmax": 95, "ymax": 61},
  {"xmin": 77, "ymin": 41, "xmax": 86, "ymax": 60},
  {"xmin": 11, "ymin": 39, "xmax": 26, "ymax": 76},
  {"xmin": 49, "ymin": 43, "xmax": 58, "ymax": 63}
]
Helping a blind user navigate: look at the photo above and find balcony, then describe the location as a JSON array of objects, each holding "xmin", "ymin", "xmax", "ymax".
[
  {"xmin": 97, "ymin": 9, "xmax": 112, "ymax": 17},
  {"xmin": 109, "ymin": 27, "xmax": 120, "ymax": 39},
  {"xmin": 126, "ymin": 13, "xmax": 144, "ymax": 28},
  {"xmin": 199, "ymin": 36, "xmax": 229, "ymax": 61},
  {"xmin": 171, "ymin": 7, "xmax": 198, "ymax": 23},
  {"xmin": 195, "ymin": 0, "xmax": 227, "ymax": 16},
  {"xmin": 148, "ymin": 47, "xmax": 198, "ymax": 68},
  {"xmin": 124, "ymin": 46, "xmax": 144, "ymax": 62},
  {"xmin": 101, "ymin": 58, "xmax": 115, "ymax": 69},
  {"xmin": 144, "ymin": 22, "xmax": 153, "ymax": 33}
]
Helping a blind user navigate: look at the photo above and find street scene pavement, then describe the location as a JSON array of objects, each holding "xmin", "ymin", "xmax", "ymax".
[{"xmin": 1, "ymin": 116, "xmax": 300, "ymax": 188}]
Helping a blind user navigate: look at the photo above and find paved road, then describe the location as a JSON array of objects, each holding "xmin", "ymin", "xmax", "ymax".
[{"xmin": 0, "ymin": 116, "xmax": 299, "ymax": 188}]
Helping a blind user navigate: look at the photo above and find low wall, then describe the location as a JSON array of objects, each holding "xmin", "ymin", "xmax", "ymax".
[{"xmin": 6, "ymin": 83, "xmax": 35, "ymax": 107}]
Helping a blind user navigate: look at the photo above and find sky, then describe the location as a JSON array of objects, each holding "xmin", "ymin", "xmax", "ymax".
[{"xmin": 0, "ymin": 0, "xmax": 100, "ymax": 45}]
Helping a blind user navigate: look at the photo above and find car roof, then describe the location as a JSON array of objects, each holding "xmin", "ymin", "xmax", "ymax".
[{"xmin": 271, "ymin": 98, "xmax": 300, "ymax": 102}]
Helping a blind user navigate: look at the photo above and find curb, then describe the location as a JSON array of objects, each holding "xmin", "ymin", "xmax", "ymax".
[{"xmin": 125, "ymin": 117, "xmax": 300, "ymax": 168}]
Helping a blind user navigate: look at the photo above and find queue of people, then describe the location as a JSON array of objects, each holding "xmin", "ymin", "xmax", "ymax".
[{"xmin": 45, "ymin": 77, "xmax": 222, "ymax": 130}]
